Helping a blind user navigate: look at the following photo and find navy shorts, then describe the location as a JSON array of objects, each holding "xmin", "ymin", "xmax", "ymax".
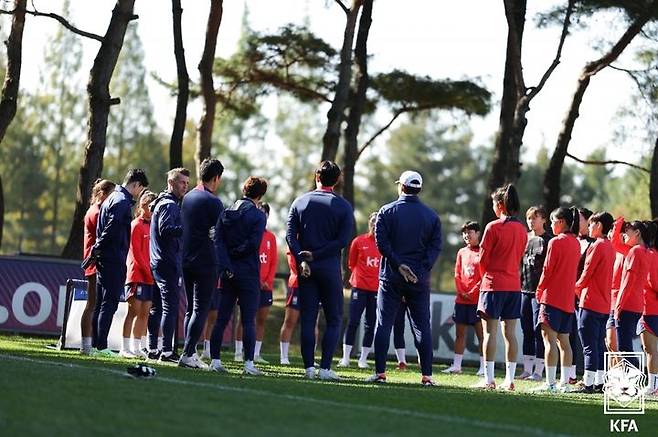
[
  {"xmin": 453, "ymin": 303, "xmax": 479, "ymax": 326},
  {"xmin": 477, "ymin": 291, "xmax": 521, "ymax": 320},
  {"xmin": 209, "ymin": 288, "xmax": 221, "ymax": 311},
  {"xmin": 606, "ymin": 311, "xmax": 617, "ymax": 330},
  {"xmin": 124, "ymin": 283, "xmax": 153, "ymax": 302},
  {"xmin": 286, "ymin": 287, "xmax": 300, "ymax": 310},
  {"xmin": 537, "ymin": 303, "xmax": 573, "ymax": 334},
  {"xmin": 259, "ymin": 290, "xmax": 273, "ymax": 308},
  {"xmin": 639, "ymin": 315, "xmax": 658, "ymax": 336}
]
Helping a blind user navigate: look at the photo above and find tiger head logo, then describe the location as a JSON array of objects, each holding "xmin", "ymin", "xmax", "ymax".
[{"xmin": 604, "ymin": 358, "xmax": 647, "ymax": 407}]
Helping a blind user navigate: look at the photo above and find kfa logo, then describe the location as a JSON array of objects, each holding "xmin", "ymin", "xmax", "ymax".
[
  {"xmin": 366, "ymin": 256, "xmax": 380, "ymax": 268},
  {"xmin": 604, "ymin": 352, "xmax": 646, "ymax": 416},
  {"xmin": 609, "ymin": 419, "xmax": 639, "ymax": 433}
]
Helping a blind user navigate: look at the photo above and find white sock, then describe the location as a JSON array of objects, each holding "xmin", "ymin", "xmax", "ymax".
[
  {"xmin": 280, "ymin": 342, "xmax": 290, "ymax": 361},
  {"xmin": 453, "ymin": 354, "xmax": 463, "ymax": 370},
  {"xmin": 583, "ymin": 370, "xmax": 596, "ymax": 387},
  {"xmin": 81, "ymin": 337, "xmax": 92, "ymax": 350},
  {"xmin": 211, "ymin": 358, "xmax": 222, "ymax": 367},
  {"xmin": 570, "ymin": 364, "xmax": 576, "ymax": 379},
  {"xmin": 595, "ymin": 370, "xmax": 605, "ymax": 385},
  {"xmin": 395, "ymin": 348, "xmax": 407, "ymax": 364},
  {"xmin": 122, "ymin": 337, "xmax": 130, "ymax": 351},
  {"xmin": 157, "ymin": 336, "xmax": 163, "ymax": 350},
  {"xmin": 342, "ymin": 344, "xmax": 353, "ymax": 361},
  {"xmin": 485, "ymin": 361, "xmax": 495, "ymax": 384},
  {"xmin": 132, "ymin": 338, "xmax": 141, "ymax": 352},
  {"xmin": 204, "ymin": 340, "xmax": 210, "ymax": 354},
  {"xmin": 359, "ymin": 346, "xmax": 370, "ymax": 363},
  {"xmin": 523, "ymin": 355, "xmax": 534, "ymax": 373},
  {"xmin": 141, "ymin": 336, "xmax": 148, "ymax": 349},
  {"xmin": 235, "ymin": 340, "xmax": 243, "ymax": 354},
  {"xmin": 245, "ymin": 359, "xmax": 254, "ymax": 368},
  {"xmin": 547, "ymin": 366, "xmax": 557, "ymax": 386},
  {"xmin": 534, "ymin": 358, "xmax": 545, "ymax": 376},
  {"xmin": 505, "ymin": 362, "xmax": 517, "ymax": 384},
  {"xmin": 254, "ymin": 341, "xmax": 262, "ymax": 358},
  {"xmin": 560, "ymin": 366, "xmax": 570, "ymax": 385},
  {"xmin": 479, "ymin": 356, "xmax": 485, "ymax": 370}
]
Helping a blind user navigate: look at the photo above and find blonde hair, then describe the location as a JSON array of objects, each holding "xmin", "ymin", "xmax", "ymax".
[{"xmin": 91, "ymin": 179, "xmax": 116, "ymax": 204}]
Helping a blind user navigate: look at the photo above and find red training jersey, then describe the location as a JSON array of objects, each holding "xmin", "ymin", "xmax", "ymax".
[
  {"xmin": 536, "ymin": 232, "xmax": 581, "ymax": 313},
  {"xmin": 286, "ymin": 250, "xmax": 298, "ymax": 289},
  {"xmin": 259, "ymin": 230, "xmax": 278, "ymax": 291},
  {"xmin": 455, "ymin": 245, "xmax": 481, "ymax": 305},
  {"xmin": 479, "ymin": 217, "xmax": 528, "ymax": 292},
  {"xmin": 644, "ymin": 249, "xmax": 658, "ymax": 316},
  {"xmin": 616, "ymin": 244, "xmax": 650, "ymax": 315},
  {"xmin": 83, "ymin": 203, "xmax": 101, "ymax": 277},
  {"xmin": 348, "ymin": 233, "xmax": 381, "ymax": 292},
  {"xmin": 126, "ymin": 217, "xmax": 153, "ymax": 285},
  {"xmin": 575, "ymin": 237, "xmax": 614, "ymax": 314}
]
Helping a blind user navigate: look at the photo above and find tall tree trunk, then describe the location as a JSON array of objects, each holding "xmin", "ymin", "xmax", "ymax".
[
  {"xmin": 51, "ymin": 148, "xmax": 62, "ymax": 253},
  {"xmin": 0, "ymin": 0, "xmax": 27, "ymax": 251},
  {"xmin": 543, "ymin": 13, "xmax": 651, "ymax": 214},
  {"xmin": 481, "ymin": 0, "xmax": 525, "ymax": 225},
  {"xmin": 61, "ymin": 0, "xmax": 137, "ymax": 259},
  {"xmin": 196, "ymin": 0, "xmax": 223, "ymax": 178},
  {"xmin": 650, "ymin": 136, "xmax": 658, "ymax": 218},
  {"xmin": 170, "ymin": 0, "xmax": 188, "ymax": 169},
  {"xmin": 320, "ymin": 0, "xmax": 362, "ymax": 163}
]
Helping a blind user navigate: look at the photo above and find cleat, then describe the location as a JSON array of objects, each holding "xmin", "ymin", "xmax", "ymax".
[
  {"xmin": 304, "ymin": 367, "xmax": 317, "ymax": 380},
  {"xmin": 476, "ymin": 367, "xmax": 485, "ymax": 376},
  {"xmin": 158, "ymin": 352, "xmax": 180, "ymax": 363},
  {"xmin": 472, "ymin": 379, "xmax": 496, "ymax": 390},
  {"xmin": 147, "ymin": 350, "xmax": 161, "ymax": 361},
  {"xmin": 92, "ymin": 348, "xmax": 118, "ymax": 358},
  {"xmin": 178, "ymin": 354, "xmax": 207, "ymax": 369},
  {"xmin": 244, "ymin": 361, "xmax": 264, "ymax": 376},
  {"xmin": 234, "ymin": 352, "xmax": 244, "ymax": 362},
  {"xmin": 526, "ymin": 373, "xmax": 543, "ymax": 382},
  {"xmin": 134, "ymin": 348, "xmax": 148, "ymax": 359},
  {"xmin": 254, "ymin": 356, "xmax": 270, "ymax": 365},
  {"xmin": 357, "ymin": 361, "xmax": 370, "ymax": 369},
  {"xmin": 365, "ymin": 373, "xmax": 387, "ymax": 384},
  {"xmin": 119, "ymin": 349, "xmax": 137, "ymax": 359},
  {"xmin": 594, "ymin": 384, "xmax": 604, "ymax": 394},
  {"xmin": 280, "ymin": 358, "xmax": 291, "ymax": 365},
  {"xmin": 421, "ymin": 376, "xmax": 437, "ymax": 387},
  {"xmin": 568, "ymin": 377, "xmax": 578, "ymax": 385},
  {"xmin": 442, "ymin": 365, "xmax": 462, "ymax": 374},
  {"xmin": 558, "ymin": 383, "xmax": 574, "ymax": 393},
  {"xmin": 336, "ymin": 359, "xmax": 350, "ymax": 368},
  {"xmin": 318, "ymin": 368, "xmax": 341, "ymax": 381},
  {"xmin": 572, "ymin": 384, "xmax": 595, "ymax": 394},
  {"xmin": 396, "ymin": 362, "xmax": 408, "ymax": 371},
  {"xmin": 208, "ymin": 359, "xmax": 228, "ymax": 373},
  {"xmin": 517, "ymin": 371, "xmax": 532, "ymax": 380},
  {"xmin": 80, "ymin": 348, "xmax": 92, "ymax": 356},
  {"xmin": 531, "ymin": 383, "xmax": 558, "ymax": 393},
  {"xmin": 500, "ymin": 382, "xmax": 515, "ymax": 392}
]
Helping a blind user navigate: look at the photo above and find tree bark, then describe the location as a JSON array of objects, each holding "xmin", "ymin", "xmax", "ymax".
[
  {"xmin": 651, "ymin": 136, "xmax": 658, "ymax": 218},
  {"xmin": 320, "ymin": 0, "xmax": 362, "ymax": 163},
  {"xmin": 61, "ymin": 0, "xmax": 137, "ymax": 259},
  {"xmin": 170, "ymin": 0, "xmax": 188, "ymax": 169},
  {"xmin": 0, "ymin": 0, "xmax": 26, "ymax": 251},
  {"xmin": 481, "ymin": 0, "xmax": 526, "ymax": 225},
  {"xmin": 196, "ymin": 0, "xmax": 223, "ymax": 178},
  {"xmin": 543, "ymin": 13, "xmax": 652, "ymax": 214}
]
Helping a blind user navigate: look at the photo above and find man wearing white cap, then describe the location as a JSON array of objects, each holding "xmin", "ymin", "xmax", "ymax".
[{"xmin": 366, "ymin": 170, "xmax": 442, "ymax": 386}]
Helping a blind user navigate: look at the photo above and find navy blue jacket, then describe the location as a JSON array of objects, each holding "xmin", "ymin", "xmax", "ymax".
[
  {"xmin": 94, "ymin": 185, "xmax": 134, "ymax": 265},
  {"xmin": 215, "ymin": 198, "xmax": 266, "ymax": 277},
  {"xmin": 375, "ymin": 194, "xmax": 442, "ymax": 284},
  {"xmin": 150, "ymin": 191, "xmax": 184, "ymax": 278},
  {"xmin": 286, "ymin": 189, "xmax": 354, "ymax": 271},
  {"xmin": 181, "ymin": 185, "xmax": 225, "ymax": 271}
]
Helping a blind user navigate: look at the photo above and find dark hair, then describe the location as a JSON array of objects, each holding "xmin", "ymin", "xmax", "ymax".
[
  {"xmin": 550, "ymin": 206, "xmax": 579, "ymax": 234},
  {"xmin": 526, "ymin": 205, "xmax": 547, "ymax": 220},
  {"xmin": 260, "ymin": 202, "xmax": 270, "ymax": 216},
  {"xmin": 623, "ymin": 220, "xmax": 649, "ymax": 245},
  {"xmin": 461, "ymin": 221, "xmax": 480, "ymax": 233},
  {"xmin": 401, "ymin": 185, "xmax": 421, "ymax": 195},
  {"xmin": 199, "ymin": 158, "xmax": 224, "ymax": 182},
  {"xmin": 491, "ymin": 184, "xmax": 520, "ymax": 216},
  {"xmin": 243, "ymin": 176, "xmax": 268, "ymax": 199},
  {"xmin": 315, "ymin": 161, "xmax": 341, "ymax": 187},
  {"xmin": 91, "ymin": 179, "xmax": 116, "ymax": 204},
  {"xmin": 578, "ymin": 207, "xmax": 593, "ymax": 221},
  {"xmin": 124, "ymin": 168, "xmax": 149, "ymax": 187},
  {"xmin": 589, "ymin": 211, "xmax": 614, "ymax": 235},
  {"xmin": 642, "ymin": 221, "xmax": 657, "ymax": 249}
]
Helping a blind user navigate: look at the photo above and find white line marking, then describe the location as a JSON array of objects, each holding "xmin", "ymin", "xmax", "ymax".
[{"xmin": 0, "ymin": 353, "xmax": 567, "ymax": 437}]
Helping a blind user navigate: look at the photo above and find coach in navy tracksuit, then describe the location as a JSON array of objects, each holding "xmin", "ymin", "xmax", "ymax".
[
  {"xmin": 368, "ymin": 170, "xmax": 442, "ymax": 386},
  {"xmin": 178, "ymin": 159, "xmax": 227, "ymax": 369},
  {"xmin": 209, "ymin": 177, "xmax": 267, "ymax": 374},
  {"xmin": 150, "ymin": 168, "xmax": 189, "ymax": 362},
  {"xmin": 286, "ymin": 161, "xmax": 354, "ymax": 381},
  {"xmin": 92, "ymin": 169, "xmax": 149, "ymax": 354}
]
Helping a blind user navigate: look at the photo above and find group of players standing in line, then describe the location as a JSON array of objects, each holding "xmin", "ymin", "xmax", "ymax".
[{"xmin": 78, "ymin": 158, "xmax": 658, "ymax": 392}]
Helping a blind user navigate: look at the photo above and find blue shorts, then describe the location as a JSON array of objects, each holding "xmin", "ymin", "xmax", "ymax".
[
  {"xmin": 286, "ymin": 287, "xmax": 300, "ymax": 310},
  {"xmin": 453, "ymin": 303, "xmax": 479, "ymax": 326},
  {"xmin": 537, "ymin": 303, "xmax": 573, "ymax": 334},
  {"xmin": 606, "ymin": 311, "xmax": 617, "ymax": 330},
  {"xmin": 209, "ymin": 288, "xmax": 221, "ymax": 311},
  {"xmin": 124, "ymin": 283, "xmax": 153, "ymax": 302},
  {"xmin": 477, "ymin": 291, "xmax": 521, "ymax": 320},
  {"xmin": 639, "ymin": 315, "xmax": 658, "ymax": 336},
  {"xmin": 259, "ymin": 290, "xmax": 273, "ymax": 308}
]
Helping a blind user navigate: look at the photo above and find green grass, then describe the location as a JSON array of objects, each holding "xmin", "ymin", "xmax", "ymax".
[{"xmin": 2, "ymin": 335, "xmax": 657, "ymax": 436}]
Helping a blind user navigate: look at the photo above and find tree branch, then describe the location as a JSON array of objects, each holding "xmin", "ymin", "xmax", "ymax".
[
  {"xmin": 333, "ymin": 0, "xmax": 350, "ymax": 15},
  {"xmin": 566, "ymin": 152, "xmax": 649, "ymax": 173},
  {"xmin": 0, "ymin": 5, "xmax": 104, "ymax": 42}
]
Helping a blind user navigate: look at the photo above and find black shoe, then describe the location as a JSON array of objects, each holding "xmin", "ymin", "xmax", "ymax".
[
  {"xmin": 159, "ymin": 352, "xmax": 180, "ymax": 363},
  {"xmin": 574, "ymin": 384, "xmax": 595, "ymax": 394},
  {"xmin": 147, "ymin": 350, "xmax": 161, "ymax": 360},
  {"xmin": 594, "ymin": 384, "xmax": 604, "ymax": 394}
]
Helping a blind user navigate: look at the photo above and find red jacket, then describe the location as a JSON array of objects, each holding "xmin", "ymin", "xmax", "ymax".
[
  {"xmin": 644, "ymin": 249, "xmax": 658, "ymax": 316},
  {"xmin": 616, "ymin": 244, "xmax": 650, "ymax": 315},
  {"xmin": 348, "ymin": 233, "xmax": 381, "ymax": 292},
  {"xmin": 259, "ymin": 230, "xmax": 278, "ymax": 291},
  {"xmin": 575, "ymin": 237, "xmax": 614, "ymax": 314},
  {"xmin": 83, "ymin": 203, "xmax": 101, "ymax": 277},
  {"xmin": 454, "ymin": 245, "xmax": 481, "ymax": 305},
  {"xmin": 126, "ymin": 217, "xmax": 153, "ymax": 285},
  {"xmin": 479, "ymin": 217, "xmax": 527, "ymax": 292},
  {"xmin": 537, "ymin": 232, "xmax": 581, "ymax": 313},
  {"xmin": 286, "ymin": 250, "xmax": 298, "ymax": 289}
]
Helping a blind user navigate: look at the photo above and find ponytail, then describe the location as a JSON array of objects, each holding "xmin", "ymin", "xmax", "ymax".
[
  {"xmin": 569, "ymin": 206, "xmax": 580, "ymax": 235},
  {"xmin": 491, "ymin": 183, "xmax": 520, "ymax": 216},
  {"xmin": 550, "ymin": 206, "xmax": 576, "ymax": 234},
  {"xmin": 625, "ymin": 220, "xmax": 649, "ymax": 246},
  {"xmin": 643, "ymin": 221, "xmax": 657, "ymax": 249}
]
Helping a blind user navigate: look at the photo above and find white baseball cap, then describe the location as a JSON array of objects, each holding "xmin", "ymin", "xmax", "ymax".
[{"xmin": 395, "ymin": 170, "xmax": 423, "ymax": 188}]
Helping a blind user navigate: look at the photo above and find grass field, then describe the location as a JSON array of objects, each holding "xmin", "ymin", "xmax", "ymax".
[{"xmin": 1, "ymin": 335, "xmax": 657, "ymax": 436}]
